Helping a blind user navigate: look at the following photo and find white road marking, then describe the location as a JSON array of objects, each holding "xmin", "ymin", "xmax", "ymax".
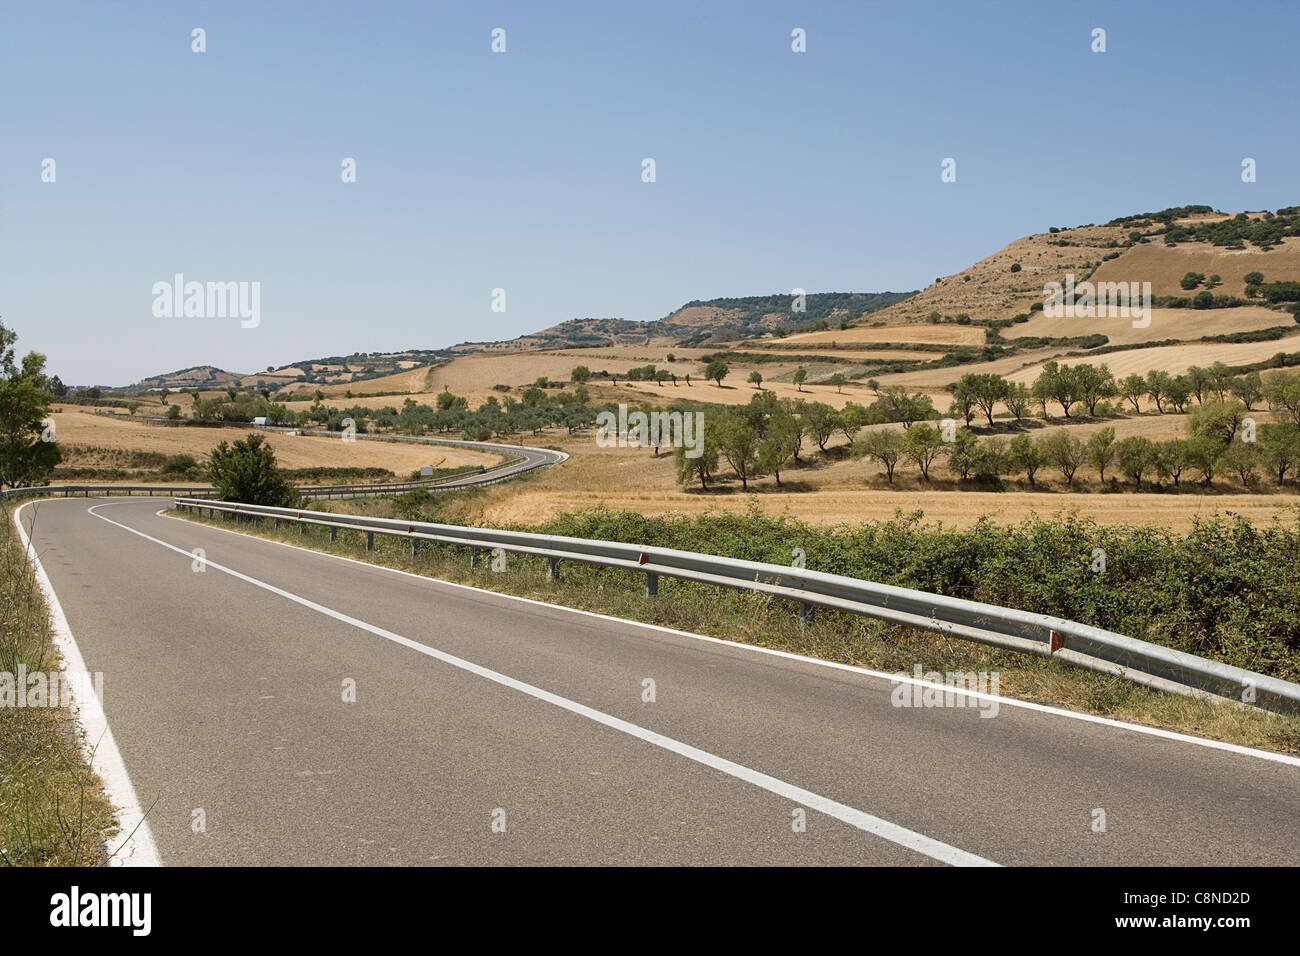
[
  {"xmin": 12, "ymin": 501, "xmax": 162, "ymax": 866},
  {"xmin": 88, "ymin": 502, "xmax": 997, "ymax": 866},
  {"xmin": 150, "ymin": 502, "xmax": 1300, "ymax": 770}
]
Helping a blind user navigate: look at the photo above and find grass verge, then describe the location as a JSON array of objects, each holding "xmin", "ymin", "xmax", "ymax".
[
  {"xmin": 0, "ymin": 504, "xmax": 118, "ymax": 865},
  {"xmin": 174, "ymin": 504, "xmax": 1300, "ymax": 757}
]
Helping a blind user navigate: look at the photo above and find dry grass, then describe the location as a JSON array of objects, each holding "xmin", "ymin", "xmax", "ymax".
[
  {"xmin": 1013, "ymin": 305, "xmax": 1293, "ymax": 347},
  {"xmin": 1004, "ymin": 338, "xmax": 1300, "ymax": 385},
  {"xmin": 49, "ymin": 411, "xmax": 501, "ymax": 473},
  {"xmin": 1, "ymin": 508, "xmax": 118, "ymax": 865},
  {"xmin": 1093, "ymin": 235, "xmax": 1300, "ymax": 298},
  {"xmin": 454, "ymin": 432, "xmax": 1300, "ymax": 532},
  {"xmin": 776, "ymin": 323, "xmax": 986, "ymax": 346}
]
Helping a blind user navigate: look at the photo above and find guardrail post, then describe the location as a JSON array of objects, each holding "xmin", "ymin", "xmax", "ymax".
[
  {"xmin": 645, "ymin": 572, "xmax": 659, "ymax": 597},
  {"xmin": 299, "ymin": 521, "xmax": 306, "ymax": 534},
  {"xmin": 411, "ymin": 538, "xmax": 420, "ymax": 557},
  {"xmin": 470, "ymin": 547, "xmax": 480, "ymax": 568},
  {"xmin": 548, "ymin": 557, "xmax": 560, "ymax": 580},
  {"xmin": 274, "ymin": 518, "xmax": 280, "ymax": 530},
  {"xmin": 366, "ymin": 531, "xmax": 374, "ymax": 551},
  {"xmin": 798, "ymin": 602, "xmax": 816, "ymax": 626},
  {"xmin": 329, "ymin": 527, "xmax": 337, "ymax": 542}
]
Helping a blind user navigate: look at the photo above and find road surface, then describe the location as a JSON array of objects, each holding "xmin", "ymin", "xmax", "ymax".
[{"xmin": 17, "ymin": 496, "xmax": 1300, "ymax": 866}]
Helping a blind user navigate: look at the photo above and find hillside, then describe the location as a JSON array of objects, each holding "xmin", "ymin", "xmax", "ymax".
[
  {"xmin": 852, "ymin": 205, "xmax": 1300, "ymax": 330},
  {"xmin": 134, "ymin": 365, "xmax": 243, "ymax": 391}
]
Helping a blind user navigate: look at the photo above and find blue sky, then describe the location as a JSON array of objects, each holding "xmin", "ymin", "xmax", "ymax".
[{"xmin": 3, "ymin": 0, "xmax": 1298, "ymax": 385}]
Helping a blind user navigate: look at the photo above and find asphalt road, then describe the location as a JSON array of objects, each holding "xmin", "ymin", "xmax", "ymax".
[{"xmin": 18, "ymin": 496, "xmax": 1300, "ymax": 866}]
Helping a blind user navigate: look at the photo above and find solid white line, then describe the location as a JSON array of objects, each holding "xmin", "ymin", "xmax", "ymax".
[
  {"xmin": 89, "ymin": 502, "xmax": 997, "ymax": 866},
  {"xmin": 146, "ymin": 501, "xmax": 1300, "ymax": 771},
  {"xmin": 12, "ymin": 501, "xmax": 162, "ymax": 866}
]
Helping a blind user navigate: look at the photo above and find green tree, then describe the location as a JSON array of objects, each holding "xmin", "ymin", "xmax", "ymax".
[
  {"xmin": 207, "ymin": 433, "xmax": 299, "ymax": 506},
  {"xmin": 1005, "ymin": 382, "xmax": 1034, "ymax": 423},
  {"xmin": 1040, "ymin": 430, "xmax": 1085, "ymax": 486},
  {"xmin": 1188, "ymin": 399, "xmax": 1246, "ymax": 443},
  {"xmin": 1007, "ymin": 433, "xmax": 1045, "ymax": 486},
  {"xmin": 971, "ymin": 437, "xmax": 1008, "ymax": 481},
  {"xmin": 717, "ymin": 412, "xmax": 762, "ymax": 489},
  {"xmin": 902, "ymin": 423, "xmax": 944, "ymax": 481},
  {"xmin": 1260, "ymin": 423, "xmax": 1300, "ymax": 484},
  {"xmin": 1185, "ymin": 435, "xmax": 1222, "ymax": 486},
  {"xmin": 757, "ymin": 406, "xmax": 801, "ymax": 486},
  {"xmin": 1118, "ymin": 374, "xmax": 1148, "ymax": 413},
  {"xmin": 854, "ymin": 428, "xmax": 905, "ymax": 483},
  {"xmin": 1116, "ymin": 436, "xmax": 1160, "ymax": 488},
  {"xmin": 748, "ymin": 370, "xmax": 763, "ymax": 389},
  {"xmin": 945, "ymin": 428, "xmax": 980, "ymax": 480},
  {"xmin": 570, "ymin": 365, "xmax": 591, "ymax": 384},
  {"xmin": 1158, "ymin": 439, "xmax": 1189, "ymax": 487},
  {"xmin": 956, "ymin": 373, "xmax": 1009, "ymax": 427},
  {"xmin": 837, "ymin": 402, "xmax": 874, "ymax": 445},
  {"xmin": 1229, "ymin": 371, "xmax": 1264, "ymax": 410},
  {"xmin": 1265, "ymin": 371, "xmax": 1300, "ymax": 425},
  {"xmin": 801, "ymin": 402, "xmax": 840, "ymax": 452},
  {"xmin": 0, "ymin": 319, "xmax": 60, "ymax": 487},
  {"xmin": 1086, "ymin": 427, "xmax": 1117, "ymax": 481},
  {"xmin": 1221, "ymin": 439, "xmax": 1262, "ymax": 489},
  {"xmin": 1165, "ymin": 375, "xmax": 1192, "ymax": 413},
  {"xmin": 1032, "ymin": 361, "xmax": 1078, "ymax": 418},
  {"xmin": 1207, "ymin": 362, "xmax": 1233, "ymax": 401},
  {"xmin": 948, "ymin": 385, "xmax": 977, "ymax": 427},
  {"xmin": 792, "ymin": 368, "xmax": 807, "ymax": 392},
  {"xmin": 1185, "ymin": 366, "xmax": 1211, "ymax": 405},
  {"xmin": 705, "ymin": 360, "xmax": 730, "ymax": 386},
  {"xmin": 874, "ymin": 385, "xmax": 934, "ymax": 427},
  {"xmin": 1145, "ymin": 370, "xmax": 1173, "ymax": 413},
  {"xmin": 1073, "ymin": 363, "xmax": 1116, "ymax": 416},
  {"xmin": 674, "ymin": 426, "xmax": 719, "ymax": 490}
]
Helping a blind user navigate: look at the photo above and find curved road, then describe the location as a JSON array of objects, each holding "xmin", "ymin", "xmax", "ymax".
[{"xmin": 16, "ymin": 496, "xmax": 1300, "ymax": 866}]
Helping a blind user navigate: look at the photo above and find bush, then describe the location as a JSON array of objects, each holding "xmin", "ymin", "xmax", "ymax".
[
  {"xmin": 160, "ymin": 454, "xmax": 200, "ymax": 476},
  {"xmin": 207, "ymin": 434, "xmax": 299, "ymax": 506},
  {"xmin": 535, "ymin": 508, "xmax": 1300, "ymax": 680}
]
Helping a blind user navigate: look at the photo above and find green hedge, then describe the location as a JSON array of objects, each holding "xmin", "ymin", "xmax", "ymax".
[{"xmin": 530, "ymin": 508, "xmax": 1300, "ymax": 681}]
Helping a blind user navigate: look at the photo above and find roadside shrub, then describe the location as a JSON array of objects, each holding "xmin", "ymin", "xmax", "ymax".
[
  {"xmin": 534, "ymin": 508, "xmax": 1300, "ymax": 680},
  {"xmin": 207, "ymin": 434, "xmax": 299, "ymax": 506}
]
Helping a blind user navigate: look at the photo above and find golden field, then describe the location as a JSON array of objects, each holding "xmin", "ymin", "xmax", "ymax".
[{"xmin": 49, "ymin": 410, "xmax": 501, "ymax": 473}]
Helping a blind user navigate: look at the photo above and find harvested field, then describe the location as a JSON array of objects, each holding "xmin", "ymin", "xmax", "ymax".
[{"xmin": 47, "ymin": 411, "xmax": 501, "ymax": 473}]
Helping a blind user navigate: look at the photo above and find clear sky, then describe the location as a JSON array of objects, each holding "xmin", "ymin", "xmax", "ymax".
[{"xmin": 3, "ymin": 0, "xmax": 1298, "ymax": 385}]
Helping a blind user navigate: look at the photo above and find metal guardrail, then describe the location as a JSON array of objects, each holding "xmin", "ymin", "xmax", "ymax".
[
  {"xmin": 1, "ymin": 484, "xmax": 214, "ymax": 501},
  {"xmin": 172, "ymin": 498, "xmax": 1300, "ymax": 716},
  {"xmin": 0, "ymin": 436, "xmax": 567, "ymax": 503}
]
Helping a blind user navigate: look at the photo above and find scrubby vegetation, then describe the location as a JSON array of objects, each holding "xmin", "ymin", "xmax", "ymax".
[
  {"xmin": 539, "ymin": 507, "xmax": 1300, "ymax": 681},
  {"xmin": 1107, "ymin": 205, "xmax": 1300, "ymax": 251},
  {"xmin": 1, "ymin": 507, "xmax": 117, "ymax": 863},
  {"xmin": 665, "ymin": 364, "xmax": 1300, "ymax": 497}
]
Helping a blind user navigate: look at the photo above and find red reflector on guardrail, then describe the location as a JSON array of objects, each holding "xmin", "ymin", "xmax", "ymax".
[
  {"xmin": 1050, "ymin": 630, "xmax": 1062, "ymax": 653},
  {"xmin": 638, "ymin": 553, "xmax": 648, "ymax": 565}
]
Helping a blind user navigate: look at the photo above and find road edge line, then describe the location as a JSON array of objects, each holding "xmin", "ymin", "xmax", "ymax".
[
  {"xmin": 13, "ymin": 500, "xmax": 163, "ymax": 867},
  {"xmin": 149, "ymin": 503, "xmax": 1300, "ymax": 770}
]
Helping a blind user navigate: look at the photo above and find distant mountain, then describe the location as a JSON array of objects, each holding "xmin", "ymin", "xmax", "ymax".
[
  {"xmin": 133, "ymin": 365, "xmax": 242, "ymax": 391},
  {"xmin": 447, "ymin": 291, "xmax": 916, "ymax": 353},
  {"xmin": 124, "ymin": 290, "xmax": 916, "ymax": 390}
]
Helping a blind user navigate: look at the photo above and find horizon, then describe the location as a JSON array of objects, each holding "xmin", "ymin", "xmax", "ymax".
[{"xmin": 4, "ymin": 0, "xmax": 1299, "ymax": 384}]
